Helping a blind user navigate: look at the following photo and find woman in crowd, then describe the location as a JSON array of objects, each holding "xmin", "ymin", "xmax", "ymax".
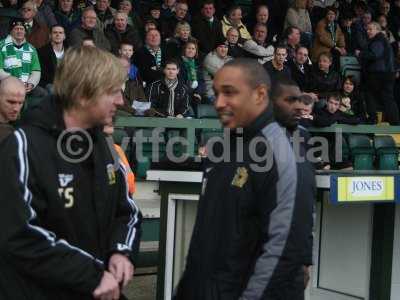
[
  {"xmin": 311, "ymin": 6, "xmax": 346, "ymax": 69},
  {"xmin": 179, "ymin": 40, "xmax": 206, "ymax": 113},
  {"xmin": 339, "ymin": 75, "xmax": 367, "ymax": 122},
  {"xmin": 165, "ymin": 21, "xmax": 194, "ymax": 60}
]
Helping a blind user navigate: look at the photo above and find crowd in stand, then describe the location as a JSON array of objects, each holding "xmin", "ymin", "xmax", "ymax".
[{"xmin": 1, "ymin": 0, "xmax": 400, "ymax": 126}]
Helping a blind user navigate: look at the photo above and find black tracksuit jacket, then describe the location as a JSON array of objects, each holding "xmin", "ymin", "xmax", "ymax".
[
  {"xmin": 0, "ymin": 96, "xmax": 142, "ymax": 300},
  {"xmin": 175, "ymin": 107, "xmax": 315, "ymax": 300}
]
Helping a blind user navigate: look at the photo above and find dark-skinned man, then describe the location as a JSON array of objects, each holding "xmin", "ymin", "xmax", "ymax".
[{"xmin": 174, "ymin": 58, "xmax": 314, "ymax": 300}]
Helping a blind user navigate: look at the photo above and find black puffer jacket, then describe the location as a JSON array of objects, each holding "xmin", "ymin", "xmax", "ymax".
[{"xmin": 360, "ymin": 32, "xmax": 395, "ymax": 73}]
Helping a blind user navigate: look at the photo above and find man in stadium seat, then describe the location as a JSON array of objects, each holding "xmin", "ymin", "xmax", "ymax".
[
  {"xmin": 38, "ymin": 25, "xmax": 66, "ymax": 89},
  {"xmin": 35, "ymin": 0, "xmax": 57, "ymax": 28},
  {"xmin": 105, "ymin": 11, "xmax": 143, "ymax": 56},
  {"xmin": 21, "ymin": 0, "xmax": 49, "ymax": 49},
  {"xmin": 264, "ymin": 45, "xmax": 292, "ymax": 84},
  {"xmin": 0, "ymin": 18, "xmax": 46, "ymax": 97},
  {"xmin": 161, "ymin": 1, "xmax": 190, "ymax": 38},
  {"xmin": 0, "ymin": 76, "xmax": 25, "ymax": 143},
  {"xmin": 69, "ymin": 7, "xmax": 111, "ymax": 51},
  {"xmin": 0, "ymin": 46, "xmax": 142, "ymax": 300},
  {"xmin": 203, "ymin": 38, "xmax": 232, "ymax": 101},
  {"xmin": 54, "ymin": 0, "xmax": 82, "ymax": 34},
  {"xmin": 133, "ymin": 29, "xmax": 165, "ymax": 85},
  {"xmin": 191, "ymin": 0, "xmax": 224, "ymax": 55},
  {"xmin": 94, "ymin": 0, "xmax": 115, "ymax": 32},
  {"xmin": 288, "ymin": 46, "xmax": 314, "ymax": 94},
  {"xmin": 146, "ymin": 59, "xmax": 190, "ymax": 117}
]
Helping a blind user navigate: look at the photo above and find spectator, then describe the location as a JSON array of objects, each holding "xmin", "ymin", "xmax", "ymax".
[
  {"xmin": 0, "ymin": 77, "xmax": 25, "ymax": 143},
  {"xmin": 314, "ymin": 93, "xmax": 361, "ymax": 126},
  {"xmin": 356, "ymin": 22, "xmax": 399, "ymax": 124},
  {"xmin": 264, "ymin": 45, "xmax": 292, "ymax": 84},
  {"xmin": 311, "ymin": 6, "xmax": 346, "ymax": 64},
  {"xmin": 21, "ymin": 0, "xmax": 49, "ymax": 49},
  {"xmin": 105, "ymin": 11, "xmax": 142, "ymax": 56},
  {"xmin": 34, "ymin": 0, "xmax": 57, "ymax": 28},
  {"xmin": 311, "ymin": 52, "xmax": 341, "ymax": 100},
  {"xmin": 298, "ymin": 94, "xmax": 315, "ymax": 128},
  {"xmin": 148, "ymin": 3, "xmax": 161, "ymax": 23},
  {"xmin": 242, "ymin": 23, "xmax": 274, "ymax": 64},
  {"xmin": 191, "ymin": 0, "xmax": 224, "ymax": 55},
  {"xmin": 165, "ymin": 21, "xmax": 193, "ymax": 60},
  {"xmin": 161, "ymin": 1, "xmax": 190, "ymax": 38},
  {"xmin": 179, "ymin": 40, "xmax": 206, "ymax": 110},
  {"xmin": 389, "ymin": 0, "xmax": 400, "ymax": 41},
  {"xmin": 0, "ymin": 18, "xmax": 44, "ymax": 97},
  {"xmin": 378, "ymin": 14, "xmax": 397, "ymax": 51},
  {"xmin": 69, "ymin": 8, "xmax": 111, "ymax": 51},
  {"xmin": 54, "ymin": 0, "xmax": 81, "ymax": 34},
  {"xmin": 133, "ymin": 29, "xmax": 165, "ymax": 85},
  {"xmin": 38, "ymin": 25, "xmax": 66, "ymax": 89},
  {"xmin": 284, "ymin": 0, "xmax": 312, "ymax": 47},
  {"xmin": 221, "ymin": 5, "xmax": 252, "ymax": 41},
  {"xmin": 282, "ymin": 26, "xmax": 302, "ymax": 61},
  {"xmin": 247, "ymin": 5, "xmax": 277, "ymax": 43},
  {"xmin": 146, "ymin": 59, "xmax": 190, "ymax": 117},
  {"xmin": 288, "ymin": 46, "xmax": 315, "ymax": 94},
  {"xmin": 118, "ymin": 56, "xmax": 146, "ymax": 115},
  {"xmin": 226, "ymin": 27, "xmax": 245, "ymax": 58},
  {"xmin": 95, "ymin": 0, "xmax": 115, "ymax": 32},
  {"xmin": 203, "ymin": 38, "xmax": 232, "ymax": 101},
  {"xmin": 379, "ymin": 1, "xmax": 391, "ymax": 18},
  {"xmin": 340, "ymin": 13, "xmax": 357, "ymax": 55},
  {"xmin": 160, "ymin": 0, "xmax": 176, "ymax": 20},
  {"xmin": 353, "ymin": 11, "xmax": 372, "ymax": 51},
  {"xmin": 339, "ymin": 75, "xmax": 367, "ymax": 122},
  {"xmin": 119, "ymin": 0, "xmax": 143, "ymax": 31}
]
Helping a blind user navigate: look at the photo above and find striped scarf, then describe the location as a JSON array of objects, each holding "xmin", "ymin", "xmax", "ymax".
[
  {"xmin": 165, "ymin": 78, "xmax": 178, "ymax": 116},
  {"xmin": 182, "ymin": 56, "xmax": 197, "ymax": 83},
  {"xmin": 147, "ymin": 46, "xmax": 162, "ymax": 69}
]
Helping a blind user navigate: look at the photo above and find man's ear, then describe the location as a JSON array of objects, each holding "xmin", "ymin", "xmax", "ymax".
[{"xmin": 254, "ymin": 84, "xmax": 268, "ymax": 105}]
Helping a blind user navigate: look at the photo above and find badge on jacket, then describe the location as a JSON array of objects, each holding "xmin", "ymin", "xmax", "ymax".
[
  {"xmin": 231, "ymin": 167, "xmax": 248, "ymax": 188},
  {"xmin": 107, "ymin": 164, "xmax": 116, "ymax": 185}
]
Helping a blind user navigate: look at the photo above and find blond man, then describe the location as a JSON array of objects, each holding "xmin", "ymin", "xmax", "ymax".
[{"xmin": 0, "ymin": 46, "xmax": 142, "ymax": 300}]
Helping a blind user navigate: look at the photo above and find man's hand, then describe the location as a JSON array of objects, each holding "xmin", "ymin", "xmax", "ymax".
[
  {"xmin": 93, "ymin": 271, "xmax": 120, "ymax": 300},
  {"xmin": 108, "ymin": 253, "xmax": 134, "ymax": 288},
  {"xmin": 355, "ymin": 50, "xmax": 361, "ymax": 57},
  {"xmin": 303, "ymin": 265, "xmax": 311, "ymax": 288},
  {"xmin": 176, "ymin": 114, "xmax": 184, "ymax": 118},
  {"xmin": 25, "ymin": 83, "xmax": 33, "ymax": 93}
]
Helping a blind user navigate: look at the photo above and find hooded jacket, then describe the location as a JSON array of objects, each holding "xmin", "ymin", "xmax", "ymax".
[
  {"xmin": 0, "ymin": 96, "xmax": 142, "ymax": 300},
  {"xmin": 360, "ymin": 32, "xmax": 395, "ymax": 73}
]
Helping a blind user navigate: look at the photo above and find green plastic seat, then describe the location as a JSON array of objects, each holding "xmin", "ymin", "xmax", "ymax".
[
  {"xmin": 348, "ymin": 134, "xmax": 375, "ymax": 170},
  {"xmin": 374, "ymin": 136, "xmax": 399, "ymax": 170},
  {"xmin": 197, "ymin": 104, "xmax": 218, "ymax": 119},
  {"xmin": 112, "ymin": 128, "xmax": 128, "ymax": 145}
]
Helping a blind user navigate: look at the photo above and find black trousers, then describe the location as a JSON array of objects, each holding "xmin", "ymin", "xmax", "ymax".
[{"xmin": 365, "ymin": 72, "xmax": 400, "ymax": 125}]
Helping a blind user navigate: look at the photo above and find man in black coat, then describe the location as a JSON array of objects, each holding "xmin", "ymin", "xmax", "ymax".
[
  {"xmin": 191, "ymin": 0, "xmax": 224, "ymax": 55},
  {"xmin": 105, "ymin": 11, "xmax": 142, "ymax": 55},
  {"xmin": 132, "ymin": 29, "xmax": 165, "ymax": 85},
  {"xmin": 38, "ymin": 25, "xmax": 67, "ymax": 88},
  {"xmin": 288, "ymin": 46, "xmax": 314, "ymax": 93}
]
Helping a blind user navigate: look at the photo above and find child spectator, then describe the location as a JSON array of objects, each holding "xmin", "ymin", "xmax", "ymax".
[
  {"xmin": 313, "ymin": 93, "xmax": 361, "ymax": 126},
  {"xmin": 298, "ymin": 94, "xmax": 315, "ymax": 128},
  {"xmin": 146, "ymin": 59, "xmax": 190, "ymax": 117}
]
